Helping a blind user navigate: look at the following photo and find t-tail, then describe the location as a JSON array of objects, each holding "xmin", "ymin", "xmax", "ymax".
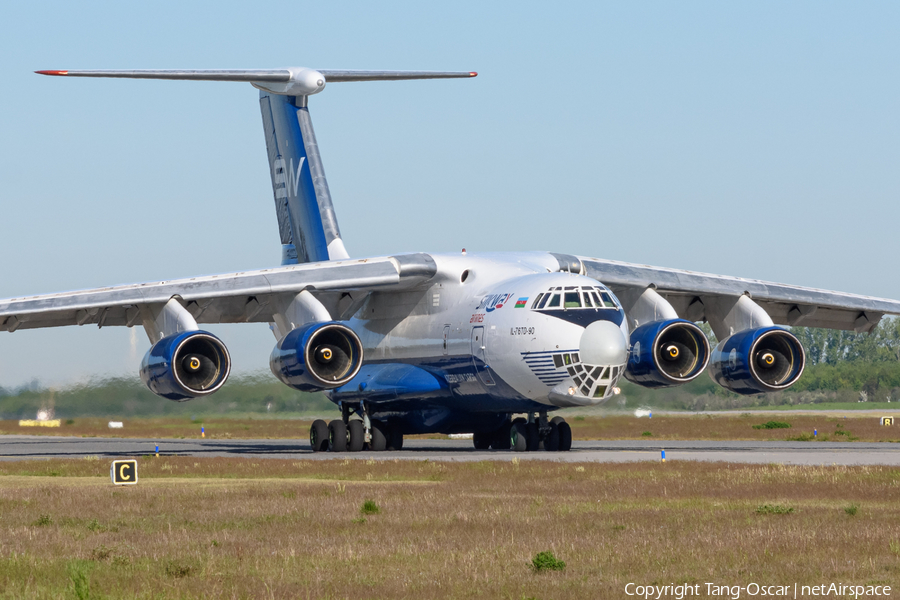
[{"xmin": 36, "ymin": 67, "xmax": 477, "ymax": 264}]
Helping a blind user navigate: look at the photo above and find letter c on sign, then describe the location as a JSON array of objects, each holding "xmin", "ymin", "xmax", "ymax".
[{"xmin": 111, "ymin": 460, "xmax": 137, "ymax": 485}]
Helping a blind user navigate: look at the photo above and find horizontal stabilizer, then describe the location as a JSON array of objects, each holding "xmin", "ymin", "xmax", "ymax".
[
  {"xmin": 35, "ymin": 66, "xmax": 477, "ymax": 267},
  {"xmin": 35, "ymin": 69, "xmax": 292, "ymax": 82},
  {"xmin": 317, "ymin": 70, "xmax": 476, "ymax": 82},
  {"xmin": 35, "ymin": 68, "xmax": 477, "ymax": 96}
]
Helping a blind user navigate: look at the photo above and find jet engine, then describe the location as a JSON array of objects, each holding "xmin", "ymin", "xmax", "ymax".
[
  {"xmin": 140, "ymin": 331, "xmax": 231, "ymax": 401},
  {"xmin": 708, "ymin": 326, "xmax": 805, "ymax": 394},
  {"xmin": 270, "ymin": 322, "xmax": 363, "ymax": 391},
  {"xmin": 625, "ymin": 319, "xmax": 711, "ymax": 387}
]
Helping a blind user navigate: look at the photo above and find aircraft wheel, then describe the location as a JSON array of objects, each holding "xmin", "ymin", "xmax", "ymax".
[
  {"xmin": 511, "ymin": 422, "xmax": 528, "ymax": 452},
  {"xmin": 328, "ymin": 420, "xmax": 348, "ymax": 452},
  {"xmin": 544, "ymin": 422, "xmax": 560, "ymax": 452},
  {"xmin": 557, "ymin": 421, "xmax": 572, "ymax": 452},
  {"xmin": 473, "ymin": 432, "xmax": 491, "ymax": 450},
  {"xmin": 550, "ymin": 416, "xmax": 566, "ymax": 426},
  {"xmin": 310, "ymin": 419, "xmax": 329, "ymax": 453},
  {"xmin": 348, "ymin": 420, "xmax": 365, "ymax": 452},
  {"xmin": 526, "ymin": 423, "xmax": 540, "ymax": 452},
  {"xmin": 491, "ymin": 423, "xmax": 512, "ymax": 450},
  {"xmin": 388, "ymin": 424, "xmax": 404, "ymax": 451},
  {"xmin": 369, "ymin": 420, "xmax": 388, "ymax": 451}
]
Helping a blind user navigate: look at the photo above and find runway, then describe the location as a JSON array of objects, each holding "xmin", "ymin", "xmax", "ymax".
[{"xmin": 2, "ymin": 435, "xmax": 899, "ymax": 465}]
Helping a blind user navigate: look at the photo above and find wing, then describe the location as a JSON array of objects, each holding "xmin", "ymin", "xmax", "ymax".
[
  {"xmin": 578, "ymin": 256, "xmax": 900, "ymax": 333},
  {"xmin": 0, "ymin": 254, "xmax": 435, "ymax": 333}
]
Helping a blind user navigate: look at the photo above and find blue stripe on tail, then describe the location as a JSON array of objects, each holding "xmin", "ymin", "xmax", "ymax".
[{"xmin": 259, "ymin": 92, "xmax": 334, "ymax": 264}]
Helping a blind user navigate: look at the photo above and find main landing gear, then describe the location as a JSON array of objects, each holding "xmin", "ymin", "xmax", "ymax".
[
  {"xmin": 473, "ymin": 413, "xmax": 572, "ymax": 453},
  {"xmin": 309, "ymin": 402, "xmax": 403, "ymax": 453}
]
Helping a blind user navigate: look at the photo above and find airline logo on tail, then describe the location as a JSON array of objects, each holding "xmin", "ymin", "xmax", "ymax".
[{"xmin": 272, "ymin": 157, "xmax": 307, "ymax": 199}]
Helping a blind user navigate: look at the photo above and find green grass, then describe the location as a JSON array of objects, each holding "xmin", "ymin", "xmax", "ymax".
[
  {"xmin": 531, "ymin": 551, "xmax": 566, "ymax": 572},
  {"xmin": 360, "ymin": 499, "xmax": 380, "ymax": 515},
  {"xmin": 756, "ymin": 504, "xmax": 795, "ymax": 515},
  {"xmin": 742, "ymin": 402, "xmax": 899, "ymax": 411},
  {"xmin": 752, "ymin": 421, "xmax": 791, "ymax": 429},
  {"xmin": 66, "ymin": 560, "xmax": 93, "ymax": 600}
]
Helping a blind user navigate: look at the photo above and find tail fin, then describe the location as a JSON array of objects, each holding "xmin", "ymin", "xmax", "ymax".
[
  {"xmin": 260, "ymin": 93, "xmax": 347, "ymax": 264},
  {"xmin": 36, "ymin": 67, "xmax": 477, "ymax": 264}
]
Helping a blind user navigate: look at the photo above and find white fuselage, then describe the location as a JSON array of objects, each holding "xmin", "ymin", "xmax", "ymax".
[{"xmin": 340, "ymin": 252, "xmax": 630, "ymax": 414}]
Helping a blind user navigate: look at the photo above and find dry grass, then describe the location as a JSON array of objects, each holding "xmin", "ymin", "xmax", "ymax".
[
  {"xmin": 0, "ymin": 457, "xmax": 897, "ymax": 598},
  {"xmin": 0, "ymin": 417, "xmax": 314, "ymax": 441},
  {"xmin": 566, "ymin": 413, "xmax": 900, "ymax": 442},
  {"xmin": 4, "ymin": 413, "xmax": 900, "ymax": 443}
]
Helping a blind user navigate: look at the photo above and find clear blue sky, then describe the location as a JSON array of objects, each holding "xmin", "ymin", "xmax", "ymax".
[{"xmin": 1, "ymin": 1, "xmax": 899, "ymax": 387}]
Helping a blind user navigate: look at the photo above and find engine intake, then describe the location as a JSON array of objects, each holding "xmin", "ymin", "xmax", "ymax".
[
  {"xmin": 140, "ymin": 331, "xmax": 231, "ymax": 401},
  {"xmin": 270, "ymin": 322, "xmax": 363, "ymax": 391},
  {"xmin": 708, "ymin": 326, "xmax": 805, "ymax": 394},
  {"xmin": 625, "ymin": 319, "xmax": 711, "ymax": 387}
]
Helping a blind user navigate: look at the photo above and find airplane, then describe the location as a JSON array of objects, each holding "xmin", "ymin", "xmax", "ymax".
[{"xmin": 3, "ymin": 67, "xmax": 899, "ymax": 453}]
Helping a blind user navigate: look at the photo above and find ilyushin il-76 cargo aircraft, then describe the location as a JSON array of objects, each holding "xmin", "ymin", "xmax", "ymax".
[{"xmin": 5, "ymin": 68, "xmax": 900, "ymax": 453}]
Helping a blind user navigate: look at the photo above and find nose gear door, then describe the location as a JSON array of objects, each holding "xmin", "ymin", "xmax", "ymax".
[{"xmin": 471, "ymin": 326, "xmax": 496, "ymax": 386}]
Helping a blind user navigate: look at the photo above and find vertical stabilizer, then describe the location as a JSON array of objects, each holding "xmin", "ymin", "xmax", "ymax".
[
  {"xmin": 259, "ymin": 92, "xmax": 349, "ymax": 264},
  {"xmin": 35, "ymin": 67, "xmax": 476, "ymax": 265}
]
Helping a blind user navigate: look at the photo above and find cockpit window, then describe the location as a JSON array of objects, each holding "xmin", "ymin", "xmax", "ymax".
[
  {"xmin": 532, "ymin": 285, "xmax": 619, "ymax": 311},
  {"xmin": 582, "ymin": 291, "xmax": 594, "ymax": 307}
]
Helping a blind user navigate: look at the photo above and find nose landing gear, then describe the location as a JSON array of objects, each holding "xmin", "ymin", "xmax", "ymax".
[
  {"xmin": 550, "ymin": 415, "xmax": 573, "ymax": 452},
  {"xmin": 478, "ymin": 412, "xmax": 572, "ymax": 453}
]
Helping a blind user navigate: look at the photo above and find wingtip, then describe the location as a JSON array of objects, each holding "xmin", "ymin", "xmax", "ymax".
[
  {"xmin": 35, "ymin": 70, "xmax": 68, "ymax": 76},
  {"xmin": 469, "ymin": 72, "xmax": 478, "ymax": 77}
]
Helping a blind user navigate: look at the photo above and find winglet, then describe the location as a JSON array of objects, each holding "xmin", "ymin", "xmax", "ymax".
[{"xmin": 35, "ymin": 70, "xmax": 68, "ymax": 76}]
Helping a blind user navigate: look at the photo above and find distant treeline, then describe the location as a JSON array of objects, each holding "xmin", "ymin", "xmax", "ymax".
[
  {"xmin": 625, "ymin": 319, "xmax": 900, "ymax": 411},
  {"xmin": 0, "ymin": 375, "xmax": 336, "ymax": 420},
  {"xmin": 3, "ymin": 321, "xmax": 900, "ymax": 417}
]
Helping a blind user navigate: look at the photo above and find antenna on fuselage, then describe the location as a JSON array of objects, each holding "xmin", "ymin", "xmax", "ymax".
[{"xmin": 36, "ymin": 68, "xmax": 477, "ymax": 264}]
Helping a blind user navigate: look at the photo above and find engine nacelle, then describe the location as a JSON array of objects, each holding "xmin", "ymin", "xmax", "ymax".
[
  {"xmin": 270, "ymin": 322, "xmax": 363, "ymax": 391},
  {"xmin": 140, "ymin": 331, "xmax": 231, "ymax": 401},
  {"xmin": 625, "ymin": 319, "xmax": 711, "ymax": 388},
  {"xmin": 708, "ymin": 326, "xmax": 805, "ymax": 395}
]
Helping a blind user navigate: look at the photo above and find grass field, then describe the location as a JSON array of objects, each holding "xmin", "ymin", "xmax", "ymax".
[
  {"xmin": 0, "ymin": 458, "xmax": 897, "ymax": 598},
  {"xmin": 722, "ymin": 402, "xmax": 900, "ymax": 412},
  {"xmin": 4, "ymin": 413, "xmax": 900, "ymax": 443}
]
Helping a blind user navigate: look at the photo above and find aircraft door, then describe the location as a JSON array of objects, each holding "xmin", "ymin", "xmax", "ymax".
[{"xmin": 471, "ymin": 326, "xmax": 496, "ymax": 386}]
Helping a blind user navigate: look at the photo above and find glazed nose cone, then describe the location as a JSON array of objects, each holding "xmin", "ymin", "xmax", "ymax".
[{"xmin": 579, "ymin": 321, "xmax": 627, "ymax": 366}]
